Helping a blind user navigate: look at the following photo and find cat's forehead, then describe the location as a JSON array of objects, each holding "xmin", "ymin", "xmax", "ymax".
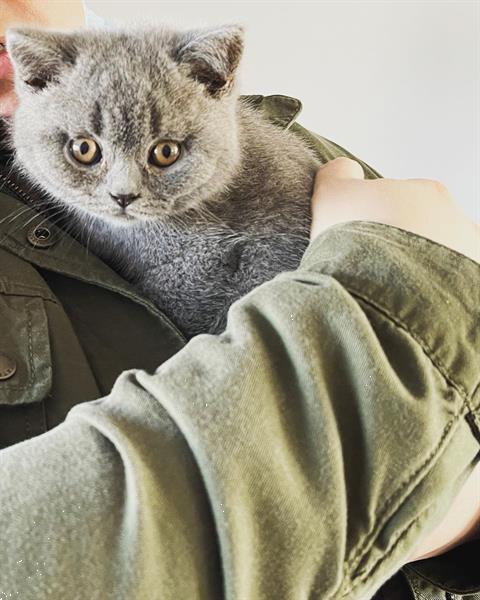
[
  {"xmin": 80, "ymin": 31, "xmax": 171, "ymax": 76},
  {"xmin": 63, "ymin": 31, "xmax": 210, "ymax": 147},
  {"xmin": 76, "ymin": 30, "xmax": 194, "ymax": 102}
]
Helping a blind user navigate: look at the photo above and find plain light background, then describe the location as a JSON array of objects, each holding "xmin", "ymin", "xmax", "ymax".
[{"xmin": 86, "ymin": 0, "xmax": 479, "ymax": 220}]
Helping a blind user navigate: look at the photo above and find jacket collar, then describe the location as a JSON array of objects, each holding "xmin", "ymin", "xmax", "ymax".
[
  {"xmin": 240, "ymin": 94, "xmax": 303, "ymax": 129},
  {"xmin": 0, "ymin": 186, "xmax": 187, "ymax": 342}
]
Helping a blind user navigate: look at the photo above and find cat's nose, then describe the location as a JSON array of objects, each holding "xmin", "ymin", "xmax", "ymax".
[{"xmin": 109, "ymin": 192, "xmax": 140, "ymax": 209}]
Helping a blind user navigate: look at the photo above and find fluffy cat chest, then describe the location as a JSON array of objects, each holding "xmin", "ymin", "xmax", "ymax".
[
  {"xmin": 122, "ymin": 228, "xmax": 307, "ymax": 286},
  {"xmin": 107, "ymin": 227, "xmax": 309, "ymax": 336}
]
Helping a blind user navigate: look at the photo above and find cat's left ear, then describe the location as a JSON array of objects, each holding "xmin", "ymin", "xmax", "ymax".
[
  {"xmin": 6, "ymin": 28, "xmax": 78, "ymax": 92},
  {"xmin": 174, "ymin": 24, "xmax": 244, "ymax": 98}
]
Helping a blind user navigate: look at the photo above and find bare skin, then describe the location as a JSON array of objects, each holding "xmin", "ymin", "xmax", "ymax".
[
  {"xmin": 0, "ymin": 0, "xmax": 85, "ymax": 116},
  {"xmin": 0, "ymin": 0, "xmax": 478, "ymax": 568}
]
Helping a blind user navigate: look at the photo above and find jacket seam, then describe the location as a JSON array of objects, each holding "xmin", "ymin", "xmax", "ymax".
[
  {"xmin": 2, "ymin": 304, "xmax": 35, "ymax": 392},
  {"xmin": 334, "ymin": 222, "xmax": 480, "ymax": 275},
  {"xmin": 409, "ymin": 576, "xmax": 421, "ymax": 600},
  {"xmin": 0, "ymin": 289, "xmax": 58, "ymax": 303},
  {"xmin": 466, "ymin": 411, "xmax": 480, "ymax": 444},
  {"xmin": 339, "ymin": 289, "xmax": 475, "ymax": 574},
  {"xmin": 347, "ymin": 286, "xmax": 476, "ymax": 405},
  {"xmin": 471, "ymin": 379, "xmax": 480, "ymax": 410},
  {"xmin": 0, "ymin": 272, "xmax": 58, "ymax": 302},
  {"xmin": 346, "ymin": 403, "xmax": 464, "ymax": 575},
  {"xmin": 343, "ymin": 507, "xmax": 428, "ymax": 596},
  {"xmin": 0, "ymin": 174, "xmax": 32, "ymax": 205}
]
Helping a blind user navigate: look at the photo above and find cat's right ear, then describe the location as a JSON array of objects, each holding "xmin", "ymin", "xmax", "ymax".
[
  {"xmin": 174, "ymin": 25, "xmax": 244, "ymax": 98},
  {"xmin": 6, "ymin": 28, "xmax": 78, "ymax": 92}
]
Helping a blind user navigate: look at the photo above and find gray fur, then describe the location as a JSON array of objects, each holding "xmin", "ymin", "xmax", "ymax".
[{"xmin": 6, "ymin": 25, "xmax": 320, "ymax": 337}]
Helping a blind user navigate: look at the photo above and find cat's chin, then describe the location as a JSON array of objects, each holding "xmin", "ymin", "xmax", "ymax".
[
  {"xmin": 92, "ymin": 210, "xmax": 173, "ymax": 229},
  {"xmin": 90, "ymin": 211, "xmax": 143, "ymax": 229}
]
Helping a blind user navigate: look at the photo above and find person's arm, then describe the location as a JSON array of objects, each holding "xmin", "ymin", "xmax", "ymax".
[
  {"xmin": 310, "ymin": 158, "xmax": 480, "ymax": 566},
  {"xmin": 1, "ymin": 162, "xmax": 478, "ymax": 599}
]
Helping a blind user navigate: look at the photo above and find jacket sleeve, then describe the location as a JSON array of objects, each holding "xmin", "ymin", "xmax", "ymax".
[{"xmin": 0, "ymin": 221, "xmax": 478, "ymax": 600}]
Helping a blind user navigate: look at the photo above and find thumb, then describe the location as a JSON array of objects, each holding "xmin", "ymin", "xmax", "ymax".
[
  {"xmin": 316, "ymin": 156, "xmax": 365, "ymax": 183},
  {"xmin": 310, "ymin": 157, "xmax": 366, "ymax": 241}
]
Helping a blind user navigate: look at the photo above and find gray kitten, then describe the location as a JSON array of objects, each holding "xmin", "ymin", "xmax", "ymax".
[{"xmin": 6, "ymin": 25, "xmax": 320, "ymax": 337}]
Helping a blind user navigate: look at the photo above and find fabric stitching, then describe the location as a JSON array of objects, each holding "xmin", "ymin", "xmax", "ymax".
[
  {"xmin": 26, "ymin": 305, "xmax": 34, "ymax": 387},
  {"xmin": 0, "ymin": 277, "xmax": 58, "ymax": 302},
  {"xmin": 300, "ymin": 227, "xmax": 479, "ymax": 404},
  {"xmin": 466, "ymin": 412, "xmax": 480, "ymax": 444},
  {"xmin": 336, "ymin": 222, "xmax": 480, "ymax": 271},
  {"xmin": 0, "ymin": 290, "xmax": 57, "ymax": 304},
  {"xmin": 288, "ymin": 252, "xmax": 477, "ymax": 587},
  {"xmin": 471, "ymin": 379, "xmax": 480, "ymax": 410},
  {"xmin": 0, "ymin": 175, "xmax": 31, "ymax": 205},
  {"xmin": 336, "ymin": 286, "xmax": 476, "ymax": 588},
  {"xmin": 409, "ymin": 577, "xmax": 421, "ymax": 599},
  {"xmin": 343, "ymin": 511, "xmax": 426, "ymax": 597},
  {"xmin": 2, "ymin": 303, "xmax": 37, "ymax": 392},
  {"xmin": 347, "ymin": 288, "xmax": 473, "ymax": 401},
  {"xmin": 347, "ymin": 404, "xmax": 464, "ymax": 573}
]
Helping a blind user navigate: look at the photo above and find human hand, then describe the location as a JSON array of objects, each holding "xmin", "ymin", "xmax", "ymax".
[
  {"xmin": 310, "ymin": 157, "xmax": 480, "ymax": 563},
  {"xmin": 310, "ymin": 157, "xmax": 479, "ymax": 265}
]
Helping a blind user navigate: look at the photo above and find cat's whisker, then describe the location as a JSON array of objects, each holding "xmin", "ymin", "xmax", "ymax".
[
  {"xmin": 0, "ymin": 205, "xmax": 33, "ymax": 225},
  {"xmin": 0, "ymin": 157, "xmax": 20, "ymax": 184},
  {"xmin": 170, "ymin": 213, "xmax": 189, "ymax": 236},
  {"xmin": 151, "ymin": 217, "xmax": 173, "ymax": 241},
  {"xmin": 196, "ymin": 204, "xmax": 231, "ymax": 230},
  {"xmin": 158, "ymin": 213, "xmax": 180, "ymax": 237},
  {"xmin": 58, "ymin": 207, "xmax": 92, "ymax": 254},
  {"xmin": 34, "ymin": 206, "xmax": 66, "ymax": 224},
  {"xmin": 187, "ymin": 201, "xmax": 237, "ymax": 236},
  {"xmin": 84, "ymin": 213, "xmax": 97, "ymax": 256},
  {"xmin": 6, "ymin": 201, "xmax": 80, "ymax": 239},
  {"xmin": 49, "ymin": 215, "xmax": 81, "ymax": 254},
  {"xmin": 7, "ymin": 207, "xmax": 56, "ymax": 237}
]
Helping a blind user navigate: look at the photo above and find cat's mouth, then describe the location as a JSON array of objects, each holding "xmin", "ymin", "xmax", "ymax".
[
  {"xmin": 102, "ymin": 208, "xmax": 141, "ymax": 226},
  {"xmin": 102, "ymin": 199, "xmax": 183, "ymax": 223},
  {"xmin": 92, "ymin": 203, "xmax": 173, "ymax": 226},
  {"xmin": 80, "ymin": 203, "xmax": 143, "ymax": 227},
  {"xmin": 113, "ymin": 211, "xmax": 137, "ymax": 221},
  {"xmin": 110, "ymin": 203, "xmax": 172, "ymax": 223}
]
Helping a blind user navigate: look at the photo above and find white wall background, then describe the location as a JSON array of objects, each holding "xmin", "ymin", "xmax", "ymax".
[{"xmin": 86, "ymin": 0, "xmax": 479, "ymax": 220}]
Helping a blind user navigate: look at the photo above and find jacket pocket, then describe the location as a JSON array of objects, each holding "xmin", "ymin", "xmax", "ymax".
[{"xmin": 0, "ymin": 292, "xmax": 52, "ymax": 405}]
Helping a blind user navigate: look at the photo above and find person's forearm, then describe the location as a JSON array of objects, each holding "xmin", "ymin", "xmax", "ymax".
[
  {"xmin": 0, "ymin": 222, "xmax": 478, "ymax": 599},
  {"xmin": 0, "ymin": 383, "xmax": 220, "ymax": 599}
]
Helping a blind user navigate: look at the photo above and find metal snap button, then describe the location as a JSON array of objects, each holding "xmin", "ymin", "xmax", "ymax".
[
  {"xmin": 27, "ymin": 225, "xmax": 56, "ymax": 248},
  {"xmin": 0, "ymin": 354, "xmax": 17, "ymax": 381}
]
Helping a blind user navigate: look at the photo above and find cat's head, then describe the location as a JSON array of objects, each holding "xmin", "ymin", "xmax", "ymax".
[{"xmin": 6, "ymin": 25, "xmax": 244, "ymax": 225}]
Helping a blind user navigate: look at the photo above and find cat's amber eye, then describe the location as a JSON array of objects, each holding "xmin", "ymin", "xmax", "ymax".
[
  {"xmin": 149, "ymin": 141, "xmax": 181, "ymax": 168},
  {"xmin": 69, "ymin": 138, "xmax": 102, "ymax": 166}
]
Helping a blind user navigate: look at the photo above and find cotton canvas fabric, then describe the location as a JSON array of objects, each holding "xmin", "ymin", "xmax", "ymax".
[{"xmin": 0, "ymin": 95, "xmax": 478, "ymax": 599}]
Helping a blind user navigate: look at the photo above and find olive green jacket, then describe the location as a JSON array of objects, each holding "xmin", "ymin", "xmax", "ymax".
[{"xmin": 0, "ymin": 95, "xmax": 478, "ymax": 599}]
